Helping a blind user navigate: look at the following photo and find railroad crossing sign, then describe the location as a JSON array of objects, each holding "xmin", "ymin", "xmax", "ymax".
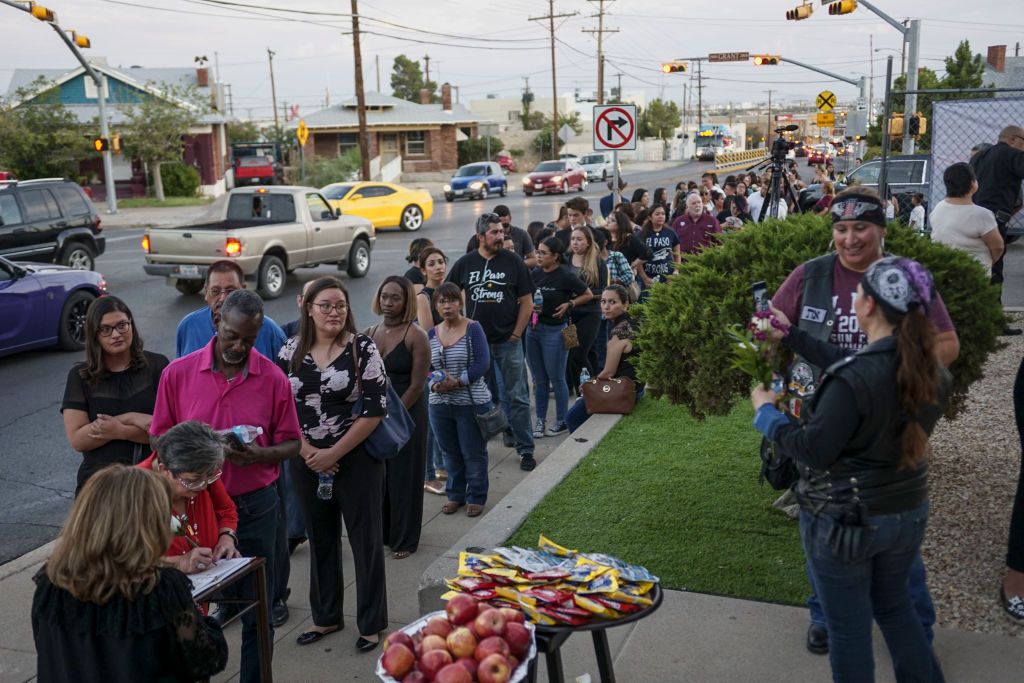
[
  {"xmin": 816, "ymin": 112, "xmax": 836, "ymax": 127},
  {"xmin": 593, "ymin": 104, "xmax": 637, "ymax": 151},
  {"xmin": 816, "ymin": 90, "xmax": 837, "ymax": 113},
  {"xmin": 296, "ymin": 119, "xmax": 309, "ymax": 146}
]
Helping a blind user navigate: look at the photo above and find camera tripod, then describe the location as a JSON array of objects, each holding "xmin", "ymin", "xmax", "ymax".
[{"xmin": 746, "ymin": 125, "xmax": 803, "ymax": 222}]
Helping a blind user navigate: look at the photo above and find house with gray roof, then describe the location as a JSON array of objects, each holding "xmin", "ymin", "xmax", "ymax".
[
  {"xmin": 5, "ymin": 59, "xmax": 229, "ymax": 198},
  {"xmin": 984, "ymin": 45, "xmax": 1024, "ymax": 96}
]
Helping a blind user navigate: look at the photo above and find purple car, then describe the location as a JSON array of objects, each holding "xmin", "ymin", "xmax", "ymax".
[{"xmin": 0, "ymin": 255, "xmax": 107, "ymax": 357}]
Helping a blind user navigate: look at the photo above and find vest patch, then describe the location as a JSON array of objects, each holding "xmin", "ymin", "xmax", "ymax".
[{"xmin": 800, "ymin": 305, "xmax": 827, "ymax": 323}]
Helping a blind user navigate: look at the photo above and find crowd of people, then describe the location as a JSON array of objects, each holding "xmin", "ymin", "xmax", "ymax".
[{"xmin": 29, "ymin": 125, "xmax": 1024, "ymax": 683}]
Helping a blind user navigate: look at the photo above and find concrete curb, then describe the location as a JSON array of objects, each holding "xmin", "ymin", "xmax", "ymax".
[
  {"xmin": 0, "ymin": 540, "xmax": 54, "ymax": 582},
  {"xmin": 417, "ymin": 413, "xmax": 622, "ymax": 616}
]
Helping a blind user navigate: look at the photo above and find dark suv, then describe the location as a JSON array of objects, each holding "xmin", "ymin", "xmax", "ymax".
[{"xmin": 0, "ymin": 179, "xmax": 105, "ymax": 270}]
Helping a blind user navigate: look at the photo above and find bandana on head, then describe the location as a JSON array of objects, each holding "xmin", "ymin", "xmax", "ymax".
[
  {"xmin": 830, "ymin": 192, "xmax": 886, "ymax": 228},
  {"xmin": 861, "ymin": 256, "xmax": 935, "ymax": 315}
]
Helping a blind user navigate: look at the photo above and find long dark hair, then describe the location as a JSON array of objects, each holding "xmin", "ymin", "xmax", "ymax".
[
  {"xmin": 641, "ymin": 204, "xmax": 667, "ymax": 239},
  {"xmin": 540, "ymin": 235, "xmax": 567, "ymax": 265},
  {"xmin": 607, "ymin": 211, "xmax": 634, "ymax": 251},
  {"xmin": 630, "ymin": 188, "xmax": 648, "ymax": 204},
  {"xmin": 890, "ymin": 308, "xmax": 939, "ymax": 469},
  {"xmin": 406, "ymin": 238, "xmax": 433, "ymax": 264},
  {"xmin": 290, "ymin": 276, "xmax": 357, "ymax": 374},
  {"xmin": 79, "ymin": 296, "xmax": 146, "ymax": 385}
]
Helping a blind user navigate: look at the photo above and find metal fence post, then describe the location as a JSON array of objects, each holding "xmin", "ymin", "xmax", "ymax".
[{"xmin": 878, "ymin": 57, "xmax": 894, "ymax": 204}]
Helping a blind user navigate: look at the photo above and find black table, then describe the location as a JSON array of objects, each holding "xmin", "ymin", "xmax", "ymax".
[{"xmin": 525, "ymin": 585, "xmax": 664, "ymax": 683}]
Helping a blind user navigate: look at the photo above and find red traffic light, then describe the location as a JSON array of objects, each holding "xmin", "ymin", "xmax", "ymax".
[{"xmin": 753, "ymin": 55, "xmax": 781, "ymax": 66}]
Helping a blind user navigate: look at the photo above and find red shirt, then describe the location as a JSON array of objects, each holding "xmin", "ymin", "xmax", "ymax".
[
  {"xmin": 150, "ymin": 337, "xmax": 302, "ymax": 496},
  {"xmin": 670, "ymin": 211, "xmax": 722, "ymax": 255}
]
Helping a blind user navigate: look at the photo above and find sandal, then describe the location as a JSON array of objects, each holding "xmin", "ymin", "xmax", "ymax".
[
  {"xmin": 442, "ymin": 501, "xmax": 463, "ymax": 514},
  {"xmin": 466, "ymin": 504, "xmax": 484, "ymax": 518},
  {"xmin": 392, "ymin": 550, "xmax": 412, "ymax": 560},
  {"xmin": 1000, "ymin": 585, "xmax": 1024, "ymax": 622}
]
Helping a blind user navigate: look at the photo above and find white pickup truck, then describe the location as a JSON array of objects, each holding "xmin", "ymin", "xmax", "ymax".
[{"xmin": 142, "ymin": 186, "xmax": 375, "ymax": 298}]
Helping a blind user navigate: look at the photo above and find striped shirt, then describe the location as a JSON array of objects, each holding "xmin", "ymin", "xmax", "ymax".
[{"xmin": 428, "ymin": 322, "xmax": 491, "ymax": 406}]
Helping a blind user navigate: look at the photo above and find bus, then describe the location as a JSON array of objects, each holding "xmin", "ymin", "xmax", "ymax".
[{"xmin": 694, "ymin": 124, "xmax": 736, "ymax": 161}]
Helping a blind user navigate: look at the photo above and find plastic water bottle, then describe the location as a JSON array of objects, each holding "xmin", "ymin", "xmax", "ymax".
[
  {"xmin": 579, "ymin": 368, "xmax": 590, "ymax": 386},
  {"xmin": 532, "ymin": 289, "xmax": 543, "ymax": 327},
  {"xmin": 316, "ymin": 473, "xmax": 334, "ymax": 501},
  {"xmin": 231, "ymin": 425, "xmax": 263, "ymax": 444},
  {"xmin": 428, "ymin": 370, "xmax": 446, "ymax": 383}
]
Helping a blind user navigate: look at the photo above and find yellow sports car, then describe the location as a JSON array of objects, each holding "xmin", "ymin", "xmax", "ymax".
[{"xmin": 320, "ymin": 181, "xmax": 433, "ymax": 232}]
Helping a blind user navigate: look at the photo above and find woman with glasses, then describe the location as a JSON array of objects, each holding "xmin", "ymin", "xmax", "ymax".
[
  {"xmin": 62, "ymin": 296, "xmax": 169, "ymax": 494},
  {"xmin": 138, "ymin": 421, "xmax": 239, "ymax": 577},
  {"xmin": 278, "ymin": 276, "xmax": 388, "ymax": 653}
]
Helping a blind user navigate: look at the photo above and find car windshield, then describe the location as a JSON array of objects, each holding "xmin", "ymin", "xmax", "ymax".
[
  {"xmin": 580, "ymin": 155, "xmax": 604, "ymax": 164},
  {"xmin": 534, "ymin": 161, "xmax": 563, "ymax": 173},
  {"xmin": 240, "ymin": 157, "xmax": 273, "ymax": 166},
  {"xmin": 321, "ymin": 184, "xmax": 354, "ymax": 200},
  {"xmin": 455, "ymin": 165, "xmax": 488, "ymax": 177}
]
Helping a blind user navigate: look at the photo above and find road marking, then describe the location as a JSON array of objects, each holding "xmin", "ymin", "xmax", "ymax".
[{"xmin": 103, "ymin": 232, "xmax": 146, "ymax": 243}]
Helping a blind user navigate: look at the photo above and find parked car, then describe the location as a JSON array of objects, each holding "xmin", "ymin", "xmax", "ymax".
[
  {"xmin": 321, "ymin": 181, "xmax": 433, "ymax": 232},
  {"xmin": 807, "ymin": 144, "xmax": 833, "ymax": 166},
  {"xmin": 0, "ymin": 171, "xmax": 16, "ymax": 181},
  {"xmin": 496, "ymin": 153, "xmax": 517, "ymax": 174},
  {"xmin": 142, "ymin": 186, "xmax": 375, "ymax": 299},
  {"xmin": 793, "ymin": 141, "xmax": 808, "ymax": 158},
  {"xmin": 0, "ymin": 254, "xmax": 107, "ymax": 357},
  {"xmin": 798, "ymin": 155, "xmax": 930, "ymax": 224},
  {"xmin": 444, "ymin": 162, "xmax": 508, "ymax": 202},
  {"xmin": 0, "ymin": 178, "xmax": 105, "ymax": 271},
  {"xmin": 578, "ymin": 152, "xmax": 618, "ymax": 181},
  {"xmin": 233, "ymin": 155, "xmax": 282, "ymax": 185},
  {"xmin": 522, "ymin": 159, "xmax": 587, "ymax": 195}
]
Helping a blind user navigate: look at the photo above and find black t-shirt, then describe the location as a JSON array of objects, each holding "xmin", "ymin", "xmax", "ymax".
[
  {"xmin": 971, "ymin": 141, "xmax": 1024, "ymax": 216},
  {"xmin": 446, "ymin": 249, "xmax": 534, "ymax": 343},
  {"xmin": 569, "ymin": 258, "xmax": 608, "ymax": 313},
  {"xmin": 403, "ymin": 265, "xmax": 425, "ymax": 286},
  {"xmin": 530, "ymin": 265, "xmax": 589, "ymax": 326},
  {"xmin": 61, "ymin": 350, "xmax": 170, "ymax": 492},
  {"xmin": 466, "ymin": 225, "xmax": 535, "ymax": 261},
  {"xmin": 614, "ymin": 234, "xmax": 653, "ymax": 264}
]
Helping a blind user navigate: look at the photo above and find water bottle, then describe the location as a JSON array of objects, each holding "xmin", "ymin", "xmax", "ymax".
[
  {"xmin": 316, "ymin": 473, "xmax": 334, "ymax": 501},
  {"xmin": 533, "ymin": 289, "xmax": 544, "ymax": 308},
  {"xmin": 429, "ymin": 370, "xmax": 446, "ymax": 383},
  {"xmin": 231, "ymin": 425, "xmax": 263, "ymax": 444},
  {"xmin": 579, "ymin": 368, "xmax": 590, "ymax": 386}
]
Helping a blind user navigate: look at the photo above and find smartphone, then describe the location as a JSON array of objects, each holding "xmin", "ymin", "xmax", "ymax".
[{"xmin": 752, "ymin": 281, "xmax": 769, "ymax": 313}]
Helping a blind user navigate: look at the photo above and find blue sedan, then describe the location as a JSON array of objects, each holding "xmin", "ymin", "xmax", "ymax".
[{"xmin": 0, "ymin": 255, "xmax": 107, "ymax": 357}]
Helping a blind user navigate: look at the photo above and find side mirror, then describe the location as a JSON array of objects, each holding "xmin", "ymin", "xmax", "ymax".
[
  {"xmin": 335, "ymin": 208, "xmax": 342, "ymax": 218},
  {"xmin": 321, "ymin": 210, "xmax": 334, "ymax": 220},
  {"xmin": 349, "ymin": 194, "xmax": 362, "ymax": 201}
]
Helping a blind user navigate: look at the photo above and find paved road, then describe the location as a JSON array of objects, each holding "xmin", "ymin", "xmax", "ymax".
[{"xmin": 0, "ymin": 160, "xmax": 710, "ymax": 564}]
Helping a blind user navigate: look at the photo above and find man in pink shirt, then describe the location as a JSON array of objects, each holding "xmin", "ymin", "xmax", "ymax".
[
  {"xmin": 671, "ymin": 191, "xmax": 722, "ymax": 255},
  {"xmin": 151, "ymin": 289, "xmax": 300, "ymax": 683}
]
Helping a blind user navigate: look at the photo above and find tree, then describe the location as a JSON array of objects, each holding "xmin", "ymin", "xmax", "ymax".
[
  {"xmin": 0, "ymin": 77, "xmax": 93, "ymax": 180},
  {"xmin": 457, "ymin": 136, "xmax": 504, "ymax": 165},
  {"xmin": 531, "ymin": 112, "xmax": 583, "ymax": 155},
  {"xmin": 391, "ymin": 55, "xmax": 437, "ymax": 103},
  {"xmin": 638, "ymin": 99, "xmax": 681, "ymax": 140},
  {"xmin": 227, "ymin": 119, "xmax": 262, "ymax": 145},
  {"xmin": 122, "ymin": 83, "xmax": 205, "ymax": 201},
  {"xmin": 943, "ymin": 40, "xmax": 986, "ymax": 90}
]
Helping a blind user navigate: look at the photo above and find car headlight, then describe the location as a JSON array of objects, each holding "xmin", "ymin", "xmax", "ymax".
[
  {"xmin": 469, "ymin": 181, "xmax": 483, "ymax": 189},
  {"xmin": 522, "ymin": 177, "xmax": 531, "ymax": 184},
  {"xmin": 551, "ymin": 175, "xmax": 563, "ymax": 183},
  {"xmin": 443, "ymin": 184, "xmax": 451, "ymax": 192}
]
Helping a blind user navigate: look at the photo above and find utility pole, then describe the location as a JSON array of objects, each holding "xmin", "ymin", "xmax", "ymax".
[
  {"xmin": 869, "ymin": 34, "xmax": 874, "ymax": 120},
  {"xmin": 350, "ymin": 0, "xmax": 370, "ymax": 181},
  {"xmin": 765, "ymin": 90, "xmax": 774, "ymax": 148},
  {"xmin": 423, "ymin": 54, "xmax": 431, "ymax": 86},
  {"xmin": 616, "ymin": 72, "xmax": 622, "ymax": 102},
  {"xmin": 226, "ymin": 83, "xmax": 234, "ymax": 117},
  {"xmin": 696, "ymin": 59, "xmax": 704, "ymax": 131},
  {"xmin": 902, "ymin": 19, "xmax": 921, "ymax": 154},
  {"xmin": 583, "ymin": 0, "xmax": 618, "ymax": 105},
  {"xmin": 530, "ymin": 1, "xmax": 578, "ymax": 154},
  {"xmin": 375, "ymin": 54, "xmax": 380, "ymax": 93},
  {"xmin": 267, "ymin": 48, "xmax": 279, "ymax": 130}
]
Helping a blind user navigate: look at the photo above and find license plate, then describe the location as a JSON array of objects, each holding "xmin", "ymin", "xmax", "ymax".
[
  {"xmin": 249, "ymin": 178, "xmax": 259, "ymax": 184},
  {"xmin": 454, "ymin": 189, "xmax": 464, "ymax": 195},
  {"xmin": 179, "ymin": 265, "xmax": 199, "ymax": 278},
  {"xmin": 535, "ymin": 184, "xmax": 543, "ymax": 190}
]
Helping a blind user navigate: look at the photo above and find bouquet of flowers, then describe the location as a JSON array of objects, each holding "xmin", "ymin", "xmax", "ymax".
[
  {"xmin": 725, "ymin": 310, "xmax": 786, "ymax": 390},
  {"xmin": 171, "ymin": 514, "xmax": 199, "ymax": 548}
]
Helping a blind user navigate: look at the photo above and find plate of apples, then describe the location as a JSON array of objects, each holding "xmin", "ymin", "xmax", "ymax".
[{"xmin": 376, "ymin": 593, "xmax": 537, "ymax": 683}]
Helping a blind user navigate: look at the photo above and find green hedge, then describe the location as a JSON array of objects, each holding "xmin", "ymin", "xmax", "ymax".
[
  {"xmin": 634, "ymin": 213, "xmax": 1004, "ymax": 419},
  {"xmin": 159, "ymin": 162, "xmax": 201, "ymax": 197}
]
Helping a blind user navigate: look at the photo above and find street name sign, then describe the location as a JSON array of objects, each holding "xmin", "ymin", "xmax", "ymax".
[
  {"xmin": 708, "ymin": 52, "xmax": 750, "ymax": 63},
  {"xmin": 593, "ymin": 104, "xmax": 637, "ymax": 151}
]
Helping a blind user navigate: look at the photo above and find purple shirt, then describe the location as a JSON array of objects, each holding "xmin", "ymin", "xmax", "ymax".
[
  {"xmin": 151, "ymin": 337, "xmax": 301, "ymax": 497},
  {"xmin": 670, "ymin": 211, "xmax": 722, "ymax": 255}
]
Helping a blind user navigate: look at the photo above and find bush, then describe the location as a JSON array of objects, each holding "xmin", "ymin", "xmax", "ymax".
[
  {"xmin": 303, "ymin": 148, "xmax": 361, "ymax": 188},
  {"xmin": 158, "ymin": 162, "xmax": 201, "ymax": 197},
  {"xmin": 457, "ymin": 137, "xmax": 503, "ymax": 166},
  {"xmin": 634, "ymin": 213, "xmax": 1004, "ymax": 419}
]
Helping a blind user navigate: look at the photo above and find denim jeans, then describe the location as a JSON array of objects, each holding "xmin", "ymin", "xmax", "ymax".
[
  {"xmin": 280, "ymin": 456, "xmax": 306, "ymax": 540},
  {"xmin": 525, "ymin": 322, "xmax": 570, "ymax": 426},
  {"xmin": 800, "ymin": 502, "xmax": 944, "ymax": 683},
  {"xmin": 429, "ymin": 402, "xmax": 490, "ymax": 505},
  {"xmin": 232, "ymin": 484, "xmax": 279, "ymax": 683},
  {"xmin": 566, "ymin": 385, "xmax": 644, "ymax": 433},
  {"xmin": 486, "ymin": 339, "xmax": 534, "ymax": 456},
  {"xmin": 422, "ymin": 378, "xmax": 448, "ymax": 480}
]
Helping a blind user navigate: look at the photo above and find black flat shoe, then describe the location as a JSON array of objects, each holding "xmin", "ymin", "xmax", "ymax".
[
  {"xmin": 296, "ymin": 627, "xmax": 339, "ymax": 646},
  {"xmin": 356, "ymin": 636, "xmax": 380, "ymax": 653},
  {"xmin": 271, "ymin": 598, "xmax": 289, "ymax": 627},
  {"xmin": 806, "ymin": 624, "xmax": 829, "ymax": 655}
]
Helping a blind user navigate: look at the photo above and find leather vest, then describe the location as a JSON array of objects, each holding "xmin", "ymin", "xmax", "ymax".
[{"xmin": 785, "ymin": 253, "xmax": 838, "ymax": 415}]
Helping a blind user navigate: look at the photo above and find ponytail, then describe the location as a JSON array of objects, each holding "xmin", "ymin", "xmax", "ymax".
[{"xmin": 894, "ymin": 310, "xmax": 939, "ymax": 469}]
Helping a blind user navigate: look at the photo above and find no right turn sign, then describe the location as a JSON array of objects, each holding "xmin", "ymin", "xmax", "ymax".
[{"xmin": 593, "ymin": 105, "xmax": 637, "ymax": 151}]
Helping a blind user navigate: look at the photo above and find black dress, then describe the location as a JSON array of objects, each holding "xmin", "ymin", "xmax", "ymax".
[
  {"xmin": 32, "ymin": 566, "xmax": 227, "ymax": 683},
  {"xmin": 419, "ymin": 286, "xmax": 443, "ymax": 326},
  {"xmin": 379, "ymin": 323, "xmax": 427, "ymax": 553}
]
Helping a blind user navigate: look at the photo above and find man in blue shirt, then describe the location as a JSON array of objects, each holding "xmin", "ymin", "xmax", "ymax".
[{"xmin": 600, "ymin": 178, "xmax": 627, "ymax": 218}]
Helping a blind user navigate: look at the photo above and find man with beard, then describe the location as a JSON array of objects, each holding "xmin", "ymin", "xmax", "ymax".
[{"xmin": 152, "ymin": 289, "xmax": 301, "ymax": 683}]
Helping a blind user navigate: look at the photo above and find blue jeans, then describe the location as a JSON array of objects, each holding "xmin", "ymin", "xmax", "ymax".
[
  {"xmin": 801, "ymin": 502, "xmax": 944, "ymax": 683},
  {"xmin": 429, "ymin": 402, "xmax": 491, "ymax": 505},
  {"xmin": 423, "ymin": 379, "xmax": 448, "ymax": 480},
  {"xmin": 525, "ymin": 323, "xmax": 570, "ymax": 426},
  {"xmin": 232, "ymin": 484, "xmax": 279, "ymax": 683},
  {"xmin": 566, "ymin": 385, "xmax": 644, "ymax": 433},
  {"xmin": 280, "ymin": 458, "xmax": 306, "ymax": 540},
  {"xmin": 486, "ymin": 340, "xmax": 534, "ymax": 456}
]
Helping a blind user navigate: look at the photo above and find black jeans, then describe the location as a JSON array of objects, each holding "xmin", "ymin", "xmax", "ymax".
[
  {"xmin": 1010, "ymin": 356, "xmax": 1024, "ymax": 572},
  {"xmin": 566, "ymin": 309, "xmax": 601, "ymax": 395},
  {"xmin": 991, "ymin": 219, "xmax": 1009, "ymax": 287},
  {"xmin": 291, "ymin": 447, "xmax": 388, "ymax": 636},
  {"xmin": 383, "ymin": 394, "xmax": 427, "ymax": 553},
  {"xmin": 231, "ymin": 484, "xmax": 278, "ymax": 683}
]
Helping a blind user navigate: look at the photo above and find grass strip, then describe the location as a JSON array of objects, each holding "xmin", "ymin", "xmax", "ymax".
[{"xmin": 115, "ymin": 196, "xmax": 213, "ymax": 208}]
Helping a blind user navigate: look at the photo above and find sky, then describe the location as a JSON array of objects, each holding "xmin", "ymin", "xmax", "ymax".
[{"xmin": 1, "ymin": 0, "xmax": 1021, "ymax": 121}]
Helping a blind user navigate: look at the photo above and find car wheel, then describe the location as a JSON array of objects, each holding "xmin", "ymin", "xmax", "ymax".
[
  {"xmin": 602, "ymin": 170, "xmax": 608, "ymax": 181},
  {"xmin": 174, "ymin": 280, "xmax": 204, "ymax": 295},
  {"xmin": 400, "ymin": 204, "xmax": 424, "ymax": 232},
  {"xmin": 479, "ymin": 186, "xmax": 488, "ymax": 200},
  {"xmin": 347, "ymin": 238, "xmax": 371, "ymax": 278},
  {"xmin": 524, "ymin": 191, "xmax": 533, "ymax": 197},
  {"xmin": 59, "ymin": 242, "xmax": 96, "ymax": 271},
  {"xmin": 445, "ymin": 194, "xmax": 454, "ymax": 202},
  {"xmin": 257, "ymin": 254, "xmax": 287, "ymax": 299},
  {"xmin": 57, "ymin": 290, "xmax": 96, "ymax": 351},
  {"xmin": 562, "ymin": 181, "xmax": 569, "ymax": 194},
  {"xmin": 500, "ymin": 183, "xmax": 507, "ymax": 197},
  {"xmin": 579, "ymin": 178, "xmax": 588, "ymax": 192}
]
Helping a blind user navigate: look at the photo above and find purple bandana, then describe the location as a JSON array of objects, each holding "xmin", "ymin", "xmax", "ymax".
[{"xmin": 861, "ymin": 256, "xmax": 935, "ymax": 315}]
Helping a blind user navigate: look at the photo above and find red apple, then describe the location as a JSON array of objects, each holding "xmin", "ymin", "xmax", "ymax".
[
  {"xmin": 434, "ymin": 662, "xmax": 472, "ymax": 683},
  {"xmin": 423, "ymin": 616, "xmax": 454, "ymax": 639},
  {"xmin": 385, "ymin": 630, "xmax": 416, "ymax": 651},
  {"xmin": 475, "ymin": 635, "xmax": 511, "ymax": 663},
  {"xmin": 419, "ymin": 648, "xmax": 454, "ymax": 680},
  {"xmin": 421, "ymin": 634, "xmax": 448, "ymax": 653},
  {"xmin": 446, "ymin": 626, "xmax": 477, "ymax": 659},
  {"xmin": 508, "ymin": 655, "xmax": 519, "ymax": 672},
  {"xmin": 477, "ymin": 653, "xmax": 511, "ymax": 683},
  {"xmin": 473, "ymin": 608, "xmax": 506, "ymax": 639},
  {"xmin": 503, "ymin": 622, "xmax": 531, "ymax": 658},
  {"xmin": 402, "ymin": 672, "xmax": 427, "ymax": 683},
  {"xmin": 498, "ymin": 607, "xmax": 525, "ymax": 624},
  {"xmin": 381, "ymin": 643, "xmax": 415, "ymax": 679},
  {"xmin": 413, "ymin": 642, "xmax": 423, "ymax": 660},
  {"xmin": 446, "ymin": 593, "xmax": 480, "ymax": 626},
  {"xmin": 456, "ymin": 656, "xmax": 478, "ymax": 678}
]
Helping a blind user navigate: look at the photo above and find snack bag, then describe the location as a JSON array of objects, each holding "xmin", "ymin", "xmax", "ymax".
[
  {"xmin": 538, "ymin": 535, "xmax": 578, "ymax": 557},
  {"xmin": 458, "ymin": 551, "xmax": 496, "ymax": 576},
  {"xmin": 574, "ymin": 594, "xmax": 622, "ymax": 619},
  {"xmin": 579, "ymin": 569, "xmax": 619, "ymax": 595}
]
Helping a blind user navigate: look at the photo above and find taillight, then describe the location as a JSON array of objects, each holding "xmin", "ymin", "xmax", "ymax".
[
  {"xmin": 94, "ymin": 216, "xmax": 102, "ymax": 232},
  {"xmin": 141, "ymin": 235, "xmax": 150, "ymax": 253},
  {"xmin": 225, "ymin": 238, "xmax": 242, "ymax": 256},
  {"xmin": 98, "ymin": 275, "xmax": 108, "ymax": 292}
]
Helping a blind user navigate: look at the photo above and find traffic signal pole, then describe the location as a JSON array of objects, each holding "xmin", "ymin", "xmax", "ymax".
[{"xmin": 774, "ymin": 56, "xmax": 868, "ymax": 158}]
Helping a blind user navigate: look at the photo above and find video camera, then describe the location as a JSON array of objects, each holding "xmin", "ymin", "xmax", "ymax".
[{"xmin": 770, "ymin": 124, "xmax": 800, "ymax": 163}]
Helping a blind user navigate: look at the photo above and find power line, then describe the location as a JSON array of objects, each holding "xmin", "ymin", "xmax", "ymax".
[{"xmin": 530, "ymin": 1, "xmax": 578, "ymax": 154}]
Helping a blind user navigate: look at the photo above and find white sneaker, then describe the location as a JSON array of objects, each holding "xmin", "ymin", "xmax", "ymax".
[
  {"xmin": 545, "ymin": 422, "xmax": 568, "ymax": 437},
  {"xmin": 532, "ymin": 419, "xmax": 546, "ymax": 438}
]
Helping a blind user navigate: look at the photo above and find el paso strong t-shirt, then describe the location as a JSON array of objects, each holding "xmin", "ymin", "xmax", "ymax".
[{"xmin": 447, "ymin": 249, "xmax": 534, "ymax": 343}]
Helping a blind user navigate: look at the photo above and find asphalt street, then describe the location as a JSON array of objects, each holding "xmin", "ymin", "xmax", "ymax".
[{"xmin": 0, "ymin": 160, "xmax": 709, "ymax": 565}]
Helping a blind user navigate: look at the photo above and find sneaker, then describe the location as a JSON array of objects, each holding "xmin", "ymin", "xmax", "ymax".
[
  {"xmin": 545, "ymin": 422, "xmax": 568, "ymax": 436},
  {"xmin": 532, "ymin": 419, "xmax": 546, "ymax": 438},
  {"xmin": 520, "ymin": 455, "xmax": 537, "ymax": 471},
  {"xmin": 436, "ymin": 469, "xmax": 448, "ymax": 481}
]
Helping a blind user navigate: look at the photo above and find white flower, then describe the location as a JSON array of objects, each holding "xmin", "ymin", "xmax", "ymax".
[
  {"xmin": 304, "ymin": 393, "xmax": 322, "ymax": 413},
  {"xmin": 360, "ymin": 343, "xmax": 385, "ymax": 381},
  {"xmin": 326, "ymin": 368, "xmax": 350, "ymax": 392},
  {"xmin": 170, "ymin": 516, "xmax": 182, "ymax": 534},
  {"xmin": 278, "ymin": 338, "xmax": 297, "ymax": 361},
  {"xmin": 289, "ymin": 375, "xmax": 302, "ymax": 397}
]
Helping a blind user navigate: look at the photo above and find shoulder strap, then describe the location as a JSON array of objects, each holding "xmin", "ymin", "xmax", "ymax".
[{"xmin": 350, "ymin": 334, "xmax": 362, "ymax": 395}]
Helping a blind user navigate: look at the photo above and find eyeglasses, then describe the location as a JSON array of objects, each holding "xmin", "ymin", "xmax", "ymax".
[
  {"xmin": 175, "ymin": 468, "xmax": 223, "ymax": 491},
  {"xmin": 97, "ymin": 320, "xmax": 132, "ymax": 337},
  {"xmin": 207, "ymin": 286, "xmax": 239, "ymax": 298},
  {"xmin": 480, "ymin": 212, "xmax": 500, "ymax": 222},
  {"xmin": 312, "ymin": 301, "xmax": 348, "ymax": 314}
]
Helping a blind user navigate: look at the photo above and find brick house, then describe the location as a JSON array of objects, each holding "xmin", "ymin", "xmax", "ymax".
[
  {"xmin": 296, "ymin": 83, "xmax": 487, "ymax": 174},
  {"xmin": 983, "ymin": 45, "xmax": 1024, "ymax": 95},
  {"xmin": 5, "ymin": 60, "xmax": 229, "ymax": 198}
]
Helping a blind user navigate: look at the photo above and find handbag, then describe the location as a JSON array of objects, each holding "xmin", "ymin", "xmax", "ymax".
[
  {"xmin": 561, "ymin": 322, "xmax": 580, "ymax": 350},
  {"xmin": 581, "ymin": 376, "xmax": 637, "ymax": 415},
  {"xmin": 350, "ymin": 335, "xmax": 415, "ymax": 461},
  {"xmin": 458, "ymin": 322, "xmax": 509, "ymax": 440}
]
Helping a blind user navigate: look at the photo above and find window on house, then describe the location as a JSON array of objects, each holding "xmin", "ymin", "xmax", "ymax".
[
  {"xmin": 338, "ymin": 133, "xmax": 358, "ymax": 154},
  {"xmin": 405, "ymin": 131, "xmax": 426, "ymax": 156}
]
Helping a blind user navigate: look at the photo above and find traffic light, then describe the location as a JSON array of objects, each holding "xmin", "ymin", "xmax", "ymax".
[
  {"xmin": 888, "ymin": 114, "xmax": 903, "ymax": 138},
  {"xmin": 93, "ymin": 137, "xmax": 109, "ymax": 152},
  {"xmin": 29, "ymin": 2, "xmax": 55, "ymax": 21},
  {"xmin": 70, "ymin": 31, "xmax": 91, "ymax": 49},
  {"xmin": 661, "ymin": 61, "xmax": 688, "ymax": 74},
  {"xmin": 908, "ymin": 113, "xmax": 927, "ymax": 138},
  {"xmin": 786, "ymin": 3, "xmax": 813, "ymax": 20},
  {"xmin": 753, "ymin": 55, "xmax": 781, "ymax": 66},
  {"xmin": 828, "ymin": 0, "xmax": 858, "ymax": 15},
  {"xmin": 111, "ymin": 134, "xmax": 122, "ymax": 154}
]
